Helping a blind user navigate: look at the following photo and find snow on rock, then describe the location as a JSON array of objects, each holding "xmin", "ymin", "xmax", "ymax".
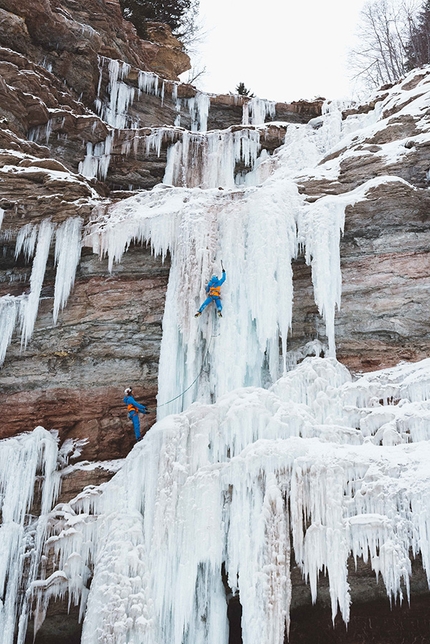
[{"xmin": 29, "ymin": 357, "xmax": 430, "ymax": 644}]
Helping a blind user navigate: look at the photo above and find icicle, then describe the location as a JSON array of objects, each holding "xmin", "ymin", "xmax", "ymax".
[
  {"xmin": 188, "ymin": 92, "xmax": 211, "ymax": 133},
  {"xmin": 79, "ymin": 133, "xmax": 112, "ymax": 180},
  {"xmin": 163, "ymin": 128, "xmax": 261, "ymax": 189},
  {"xmin": 137, "ymin": 70, "xmax": 161, "ymax": 97},
  {"xmin": 53, "ymin": 218, "xmax": 82, "ymax": 324},
  {"xmin": 19, "ymin": 219, "xmax": 54, "ymax": 348},
  {"xmin": 96, "ymin": 59, "xmax": 135, "ymax": 129},
  {"xmin": 15, "ymin": 223, "xmax": 38, "ymax": 261},
  {"xmin": 0, "ymin": 295, "xmax": 20, "ymax": 365},
  {"xmin": 243, "ymin": 98, "xmax": 276, "ymax": 126},
  {"xmin": 28, "ymin": 120, "xmax": 53, "ymax": 144},
  {"xmin": 0, "ymin": 428, "xmax": 61, "ymax": 644}
]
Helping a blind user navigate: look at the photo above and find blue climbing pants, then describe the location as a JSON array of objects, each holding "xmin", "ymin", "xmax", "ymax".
[
  {"xmin": 198, "ymin": 296, "xmax": 222, "ymax": 313},
  {"xmin": 128, "ymin": 411, "xmax": 141, "ymax": 440}
]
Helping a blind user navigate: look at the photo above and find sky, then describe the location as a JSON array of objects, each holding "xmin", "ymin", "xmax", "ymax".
[{"xmin": 181, "ymin": 0, "xmax": 370, "ymax": 103}]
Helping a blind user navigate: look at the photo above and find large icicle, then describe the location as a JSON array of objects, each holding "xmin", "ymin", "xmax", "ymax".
[
  {"xmin": 297, "ymin": 196, "xmax": 346, "ymax": 357},
  {"xmin": 53, "ymin": 218, "xmax": 83, "ymax": 324},
  {"xmin": 0, "ymin": 428, "xmax": 61, "ymax": 644},
  {"xmin": 19, "ymin": 219, "xmax": 54, "ymax": 348},
  {"xmin": 0, "ymin": 295, "xmax": 21, "ymax": 365},
  {"xmin": 163, "ymin": 128, "xmax": 261, "ymax": 189}
]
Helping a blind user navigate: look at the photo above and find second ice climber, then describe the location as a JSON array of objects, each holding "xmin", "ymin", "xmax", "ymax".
[
  {"xmin": 123, "ymin": 387, "xmax": 149, "ymax": 441},
  {"xmin": 195, "ymin": 268, "xmax": 226, "ymax": 318}
]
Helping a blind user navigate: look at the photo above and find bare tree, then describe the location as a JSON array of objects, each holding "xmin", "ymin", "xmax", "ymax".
[{"xmin": 349, "ymin": 0, "xmax": 420, "ymax": 90}]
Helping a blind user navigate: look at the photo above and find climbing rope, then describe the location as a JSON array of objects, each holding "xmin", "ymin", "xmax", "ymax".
[{"xmin": 147, "ymin": 331, "xmax": 219, "ymax": 413}]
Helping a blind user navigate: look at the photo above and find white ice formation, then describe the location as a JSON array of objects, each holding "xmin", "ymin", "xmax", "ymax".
[
  {"xmin": 0, "ymin": 428, "xmax": 62, "ymax": 644},
  {"xmin": 94, "ymin": 57, "xmax": 211, "ymax": 133},
  {"xmin": 86, "ymin": 96, "xmax": 372, "ymax": 418},
  {"xmin": 25, "ymin": 356, "xmax": 430, "ymax": 644},
  {"xmin": 0, "ymin": 217, "xmax": 83, "ymax": 364},
  {"xmin": 2, "ymin": 65, "xmax": 430, "ymax": 643},
  {"xmin": 163, "ymin": 127, "xmax": 262, "ymax": 188},
  {"xmin": 242, "ymin": 97, "xmax": 276, "ymax": 125}
]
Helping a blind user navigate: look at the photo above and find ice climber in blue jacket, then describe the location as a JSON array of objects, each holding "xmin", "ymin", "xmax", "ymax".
[
  {"xmin": 123, "ymin": 387, "xmax": 149, "ymax": 441},
  {"xmin": 195, "ymin": 269, "xmax": 226, "ymax": 318}
]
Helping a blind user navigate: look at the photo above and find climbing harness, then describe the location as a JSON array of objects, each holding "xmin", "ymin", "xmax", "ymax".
[{"xmin": 208, "ymin": 285, "xmax": 221, "ymax": 297}]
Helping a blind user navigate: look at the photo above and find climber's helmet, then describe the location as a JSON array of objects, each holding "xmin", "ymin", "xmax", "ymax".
[{"xmin": 124, "ymin": 387, "xmax": 132, "ymax": 396}]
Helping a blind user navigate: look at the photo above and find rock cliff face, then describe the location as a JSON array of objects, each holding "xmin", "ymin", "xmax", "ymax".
[
  {"xmin": 290, "ymin": 77, "xmax": 430, "ymax": 372},
  {"xmin": 1, "ymin": 2, "xmax": 430, "ymax": 641}
]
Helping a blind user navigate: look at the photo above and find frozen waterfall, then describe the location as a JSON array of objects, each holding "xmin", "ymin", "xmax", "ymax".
[
  {"xmin": 3, "ymin": 64, "xmax": 430, "ymax": 644},
  {"xmin": 0, "ymin": 428, "xmax": 61, "ymax": 644},
  {"xmin": 28, "ymin": 357, "xmax": 430, "ymax": 644},
  {"xmin": 87, "ymin": 99, "xmax": 367, "ymax": 418}
]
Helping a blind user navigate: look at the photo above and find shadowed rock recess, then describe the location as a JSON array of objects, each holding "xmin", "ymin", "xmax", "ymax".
[{"xmin": 1, "ymin": 1, "xmax": 430, "ymax": 642}]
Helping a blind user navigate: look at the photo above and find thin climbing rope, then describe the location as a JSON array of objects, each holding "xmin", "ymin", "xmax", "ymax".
[{"xmin": 147, "ymin": 332, "xmax": 219, "ymax": 413}]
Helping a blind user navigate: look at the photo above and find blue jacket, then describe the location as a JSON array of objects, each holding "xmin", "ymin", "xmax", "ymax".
[
  {"xmin": 206, "ymin": 271, "xmax": 226, "ymax": 294},
  {"xmin": 123, "ymin": 395, "xmax": 147, "ymax": 414}
]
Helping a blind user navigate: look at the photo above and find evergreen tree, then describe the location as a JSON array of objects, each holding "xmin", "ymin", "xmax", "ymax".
[
  {"xmin": 119, "ymin": 0, "xmax": 198, "ymax": 41},
  {"xmin": 235, "ymin": 82, "xmax": 255, "ymax": 97},
  {"xmin": 405, "ymin": 0, "xmax": 430, "ymax": 70}
]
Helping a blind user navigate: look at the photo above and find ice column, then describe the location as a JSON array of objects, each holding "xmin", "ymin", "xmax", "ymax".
[
  {"xmin": 243, "ymin": 98, "xmax": 276, "ymax": 125},
  {"xmin": 0, "ymin": 295, "xmax": 21, "ymax": 365},
  {"xmin": 163, "ymin": 128, "xmax": 261, "ymax": 189},
  {"xmin": 0, "ymin": 428, "xmax": 61, "ymax": 644},
  {"xmin": 88, "ymin": 172, "xmax": 302, "ymax": 418},
  {"xmin": 19, "ymin": 219, "xmax": 54, "ymax": 348},
  {"xmin": 79, "ymin": 134, "xmax": 112, "ymax": 180},
  {"xmin": 53, "ymin": 218, "xmax": 83, "ymax": 324}
]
